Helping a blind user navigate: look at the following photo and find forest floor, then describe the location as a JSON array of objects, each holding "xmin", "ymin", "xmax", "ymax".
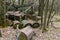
[
  {"xmin": 32, "ymin": 15, "xmax": 60, "ymax": 40},
  {"xmin": 32, "ymin": 27, "xmax": 60, "ymax": 40},
  {"xmin": 0, "ymin": 26, "xmax": 60, "ymax": 40},
  {"xmin": 0, "ymin": 15, "xmax": 60, "ymax": 40}
]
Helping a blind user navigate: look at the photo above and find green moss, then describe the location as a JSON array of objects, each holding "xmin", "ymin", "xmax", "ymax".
[
  {"xmin": 46, "ymin": 27, "xmax": 54, "ymax": 31},
  {"xmin": 18, "ymin": 33, "xmax": 26, "ymax": 40},
  {"xmin": 57, "ymin": 29, "xmax": 60, "ymax": 33},
  {"xmin": 42, "ymin": 28, "xmax": 48, "ymax": 33}
]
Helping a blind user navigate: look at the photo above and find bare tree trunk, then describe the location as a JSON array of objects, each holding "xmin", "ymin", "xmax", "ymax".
[
  {"xmin": 0, "ymin": 0, "xmax": 6, "ymax": 27},
  {"xmin": 21, "ymin": 0, "xmax": 24, "ymax": 5},
  {"xmin": 47, "ymin": 0, "xmax": 55, "ymax": 27},
  {"xmin": 43, "ymin": 0, "xmax": 49, "ymax": 32},
  {"xmin": 38, "ymin": 0, "xmax": 45, "ymax": 29},
  {"xmin": 12, "ymin": 0, "xmax": 15, "ymax": 5},
  {"xmin": 38, "ymin": 0, "xmax": 41, "ymax": 16},
  {"xmin": 3, "ymin": 0, "xmax": 7, "ymax": 27},
  {"xmin": 40, "ymin": 0, "xmax": 45, "ymax": 29},
  {"xmin": 18, "ymin": 0, "xmax": 20, "ymax": 5}
]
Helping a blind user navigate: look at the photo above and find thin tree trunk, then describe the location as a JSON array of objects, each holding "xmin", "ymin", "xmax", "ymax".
[
  {"xmin": 50, "ymin": 10, "xmax": 56, "ymax": 22},
  {"xmin": 44, "ymin": 0, "xmax": 49, "ymax": 30},
  {"xmin": 38, "ymin": 0, "xmax": 41, "ymax": 16},
  {"xmin": 0, "ymin": 0, "xmax": 6, "ymax": 27},
  {"xmin": 41, "ymin": 0, "xmax": 44, "ymax": 28},
  {"xmin": 12, "ymin": 0, "xmax": 15, "ymax": 5},
  {"xmin": 38, "ymin": 0, "xmax": 45, "ymax": 29},
  {"xmin": 18, "ymin": 0, "xmax": 20, "ymax": 5},
  {"xmin": 47, "ymin": 0, "xmax": 55, "ymax": 27},
  {"xmin": 3, "ymin": 0, "xmax": 6, "ymax": 27},
  {"xmin": 21, "ymin": 0, "xmax": 24, "ymax": 5}
]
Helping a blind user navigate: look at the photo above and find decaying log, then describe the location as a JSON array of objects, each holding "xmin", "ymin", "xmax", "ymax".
[{"xmin": 18, "ymin": 26, "xmax": 34, "ymax": 40}]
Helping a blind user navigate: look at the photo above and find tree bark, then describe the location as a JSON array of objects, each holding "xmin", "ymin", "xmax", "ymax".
[{"xmin": 47, "ymin": 0, "xmax": 55, "ymax": 27}]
